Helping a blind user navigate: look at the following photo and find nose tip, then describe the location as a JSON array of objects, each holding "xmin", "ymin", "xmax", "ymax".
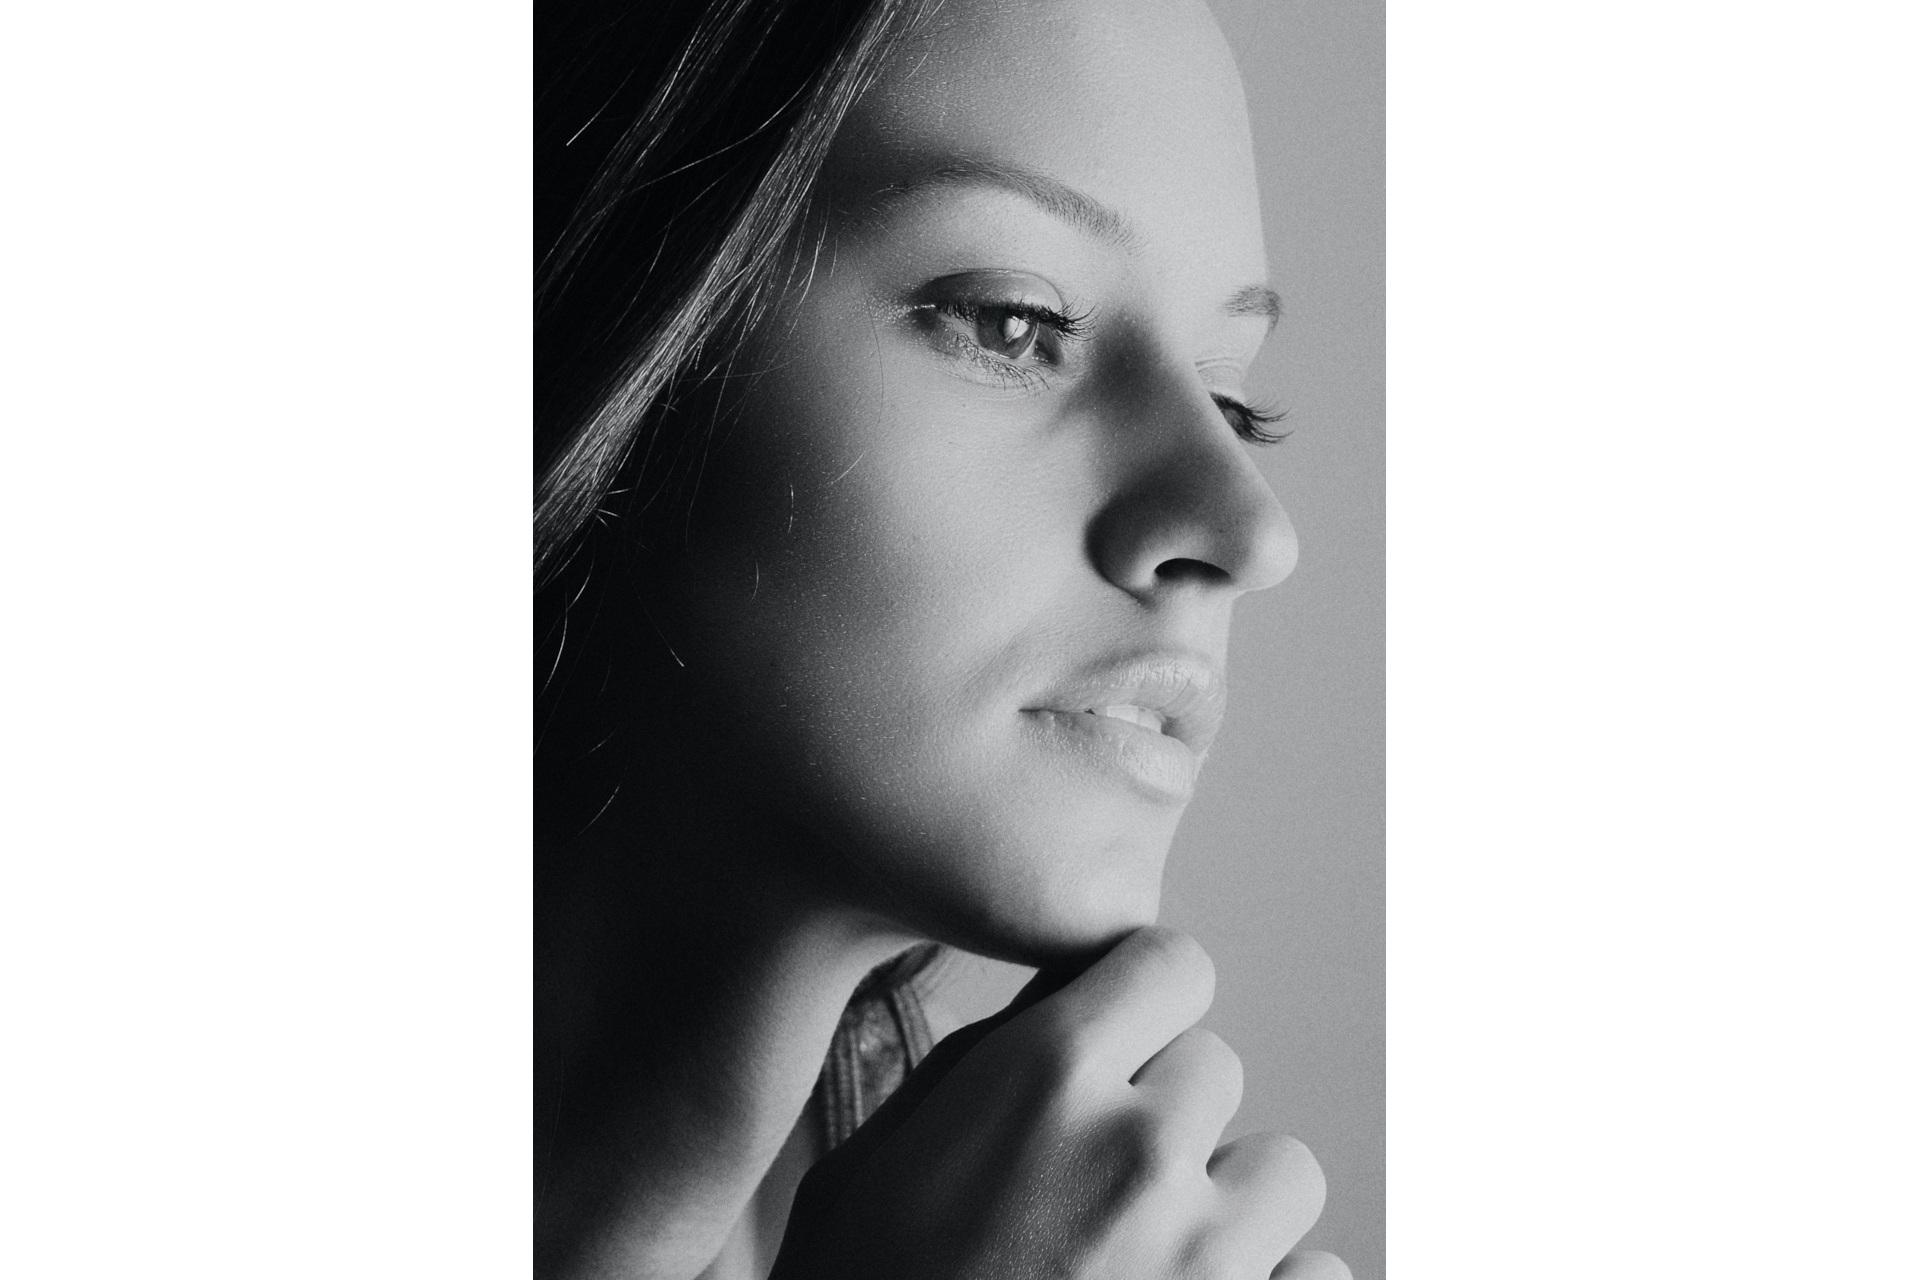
[
  {"xmin": 1090, "ymin": 445, "xmax": 1299, "ymax": 600},
  {"xmin": 1237, "ymin": 487, "xmax": 1299, "ymax": 593}
]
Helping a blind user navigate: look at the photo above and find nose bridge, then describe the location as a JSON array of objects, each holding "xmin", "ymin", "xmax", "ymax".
[{"xmin": 1086, "ymin": 360, "xmax": 1298, "ymax": 600}]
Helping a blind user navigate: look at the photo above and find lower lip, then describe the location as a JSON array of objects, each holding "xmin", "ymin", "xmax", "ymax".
[{"xmin": 1022, "ymin": 710, "xmax": 1200, "ymax": 803}]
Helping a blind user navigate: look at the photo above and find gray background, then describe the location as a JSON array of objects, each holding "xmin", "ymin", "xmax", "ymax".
[{"xmin": 936, "ymin": 1, "xmax": 1385, "ymax": 1274}]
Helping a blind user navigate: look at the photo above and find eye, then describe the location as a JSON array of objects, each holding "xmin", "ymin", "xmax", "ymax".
[
  {"xmin": 920, "ymin": 297, "xmax": 1085, "ymax": 370},
  {"xmin": 902, "ymin": 272, "xmax": 1090, "ymax": 390}
]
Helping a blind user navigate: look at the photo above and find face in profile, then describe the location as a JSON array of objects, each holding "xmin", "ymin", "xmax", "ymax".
[{"xmin": 653, "ymin": 0, "xmax": 1296, "ymax": 964}]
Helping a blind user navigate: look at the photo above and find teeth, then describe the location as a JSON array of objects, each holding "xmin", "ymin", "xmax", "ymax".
[{"xmin": 1089, "ymin": 704, "xmax": 1166, "ymax": 733}]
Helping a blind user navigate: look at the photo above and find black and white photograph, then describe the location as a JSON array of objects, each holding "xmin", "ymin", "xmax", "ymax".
[{"xmin": 532, "ymin": 0, "xmax": 1379, "ymax": 1276}]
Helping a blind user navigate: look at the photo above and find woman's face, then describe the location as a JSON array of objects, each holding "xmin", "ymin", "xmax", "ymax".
[{"xmin": 660, "ymin": 0, "xmax": 1294, "ymax": 963}]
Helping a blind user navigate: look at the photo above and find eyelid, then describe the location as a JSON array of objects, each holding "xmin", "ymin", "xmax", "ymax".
[
  {"xmin": 907, "ymin": 269, "xmax": 1070, "ymax": 312},
  {"xmin": 926, "ymin": 296, "xmax": 1088, "ymax": 338},
  {"xmin": 901, "ymin": 274, "xmax": 1090, "ymax": 342}
]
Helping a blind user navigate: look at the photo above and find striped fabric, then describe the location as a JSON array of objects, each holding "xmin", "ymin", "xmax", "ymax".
[{"xmin": 812, "ymin": 944, "xmax": 941, "ymax": 1151}]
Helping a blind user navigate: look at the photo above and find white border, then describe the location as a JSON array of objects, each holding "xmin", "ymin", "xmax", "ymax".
[
  {"xmin": 1390, "ymin": 2, "xmax": 1920, "ymax": 1274},
  {"xmin": 3, "ymin": 3, "xmax": 530, "ymax": 1273},
  {"xmin": 6, "ymin": 1, "xmax": 1919, "ymax": 1274}
]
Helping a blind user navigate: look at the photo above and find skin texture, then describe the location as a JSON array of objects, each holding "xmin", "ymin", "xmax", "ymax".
[
  {"xmin": 533, "ymin": 2, "xmax": 1346, "ymax": 1277},
  {"xmin": 656, "ymin": 0, "xmax": 1296, "ymax": 962}
]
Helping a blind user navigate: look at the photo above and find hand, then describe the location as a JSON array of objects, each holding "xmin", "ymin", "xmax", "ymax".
[{"xmin": 773, "ymin": 927, "xmax": 1349, "ymax": 1279}]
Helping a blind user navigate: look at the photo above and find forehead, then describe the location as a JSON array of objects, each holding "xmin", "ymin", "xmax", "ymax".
[{"xmin": 825, "ymin": 0, "xmax": 1266, "ymax": 284}]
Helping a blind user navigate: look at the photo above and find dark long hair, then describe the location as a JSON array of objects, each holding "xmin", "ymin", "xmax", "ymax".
[
  {"xmin": 535, "ymin": 0, "xmax": 931, "ymax": 837},
  {"xmin": 537, "ymin": 0, "xmax": 929, "ymax": 581}
]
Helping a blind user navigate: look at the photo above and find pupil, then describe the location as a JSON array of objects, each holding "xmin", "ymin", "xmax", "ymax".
[{"xmin": 984, "ymin": 309, "xmax": 1034, "ymax": 356}]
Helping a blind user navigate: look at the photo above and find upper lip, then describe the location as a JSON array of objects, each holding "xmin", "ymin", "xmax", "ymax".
[{"xmin": 1022, "ymin": 654, "xmax": 1228, "ymax": 753}]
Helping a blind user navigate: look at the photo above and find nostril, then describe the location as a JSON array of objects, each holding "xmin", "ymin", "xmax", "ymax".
[{"xmin": 1154, "ymin": 557, "xmax": 1231, "ymax": 586}]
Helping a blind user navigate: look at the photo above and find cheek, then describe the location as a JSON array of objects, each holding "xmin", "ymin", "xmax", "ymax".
[
  {"xmin": 656, "ymin": 367, "xmax": 1173, "ymax": 952},
  {"xmin": 673, "ymin": 386, "xmax": 1056, "ymax": 799},
  {"xmin": 677, "ymin": 344, "xmax": 1065, "ymax": 705}
]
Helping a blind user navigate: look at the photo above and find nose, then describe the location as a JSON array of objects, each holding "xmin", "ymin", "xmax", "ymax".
[{"xmin": 1086, "ymin": 378, "xmax": 1298, "ymax": 601}]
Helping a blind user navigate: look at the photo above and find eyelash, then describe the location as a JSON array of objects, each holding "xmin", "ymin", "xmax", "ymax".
[
  {"xmin": 916, "ymin": 296, "xmax": 1288, "ymax": 445},
  {"xmin": 915, "ymin": 298, "xmax": 1090, "ymax": 391},
  {"xmin": 1212, "ymin": 395, "xmax": 1290, "ymax": 446}
]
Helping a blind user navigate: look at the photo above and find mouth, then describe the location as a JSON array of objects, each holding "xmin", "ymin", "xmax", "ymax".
[
  {"xmin": 1018, "ymin": 656, "xmax": 1227, "ymax": 802},
  {"xmin": 1084, "ymin": 704, "xmax": 1168, "ymax": 734},
  {"xmin": 1023, "ymin": 655, "xmax": 1226, "ymax": 751}
]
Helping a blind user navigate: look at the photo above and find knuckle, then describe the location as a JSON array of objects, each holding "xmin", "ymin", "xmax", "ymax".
[
  {"xmin": 1276, "ymin": 1250, "xmax": 1353, "ymax": 1280},
  {"xmin": 1129, "ymin": 926, "xmax": 1215, "ymax": 1003},
  {"xmin": 1189, "ymin": 1027, "xmax": 1242, "ymax": 1088},
  {"xmin": 1173, "ymin": 1229, "xmax": 1236, "ymax": 1280},
  {"xmin": 1230, "ymin": 1131, "xmax": 1327, "ymax": 1218},
  {"xmin": 1101, "ymin": 1105, "xmax": 1186, "ymax": 1188},
  {"xmin": 1273, "ymin": 1134, "xmax": 1328, "ymax": 1216},
  {"xmin": 1014, "ymin": 1012, "xmax": 1101, "ymax": 1094},
  {"xmin": 1158, "ymin": 1027, "xmax": 1242, "ymax": 1109}
]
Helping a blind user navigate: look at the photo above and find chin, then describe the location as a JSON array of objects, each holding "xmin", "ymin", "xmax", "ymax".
[{"xmin": 846, "ymin": 795, "xmax": 1182, "ymax": 968}]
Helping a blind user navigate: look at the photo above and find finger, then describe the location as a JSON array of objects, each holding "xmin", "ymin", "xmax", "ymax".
[
  {"xmin": 1272, "ymin": 1249, "xmax": 1353, "ymax": 1280},
  {"xmin": 1130, "ymin": 1026, "xmax": 1244, "ymax": 1159},
  {"xmin": 999, "ymin": 961, "xmax": 1081, "ymax": 1021},
  {"xmin": 1208, "ymin": 1131, "xmax": 1326, "ymax": 1262},
  {"xmin": 1023, "ymin": 926, "xmax": 1215, "ymax": 1079}
]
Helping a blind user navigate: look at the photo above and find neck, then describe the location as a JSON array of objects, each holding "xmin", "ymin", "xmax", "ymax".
[{"xmin": 535, "ymin": 749, "xmax": 921, "ymax": 1280}]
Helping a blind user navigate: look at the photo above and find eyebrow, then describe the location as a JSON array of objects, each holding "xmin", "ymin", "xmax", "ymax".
[
  {"xmin": 1224, "ymin": 283, "xmax": 1283, "ymax": 331},
  {"xmin": 868, "ymin": 157, "xmax": 1142, "ymax": 251},
  {"xmin": 864, "ymin": 157, "xmax": 1282, "ymax": 328}
]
